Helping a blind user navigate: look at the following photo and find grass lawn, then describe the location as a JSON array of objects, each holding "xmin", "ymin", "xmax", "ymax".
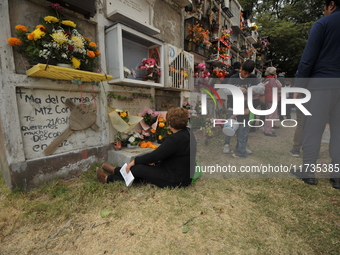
[{"xmin": 0, "ymin": 123, "xmax": 339, "ymax": 254}]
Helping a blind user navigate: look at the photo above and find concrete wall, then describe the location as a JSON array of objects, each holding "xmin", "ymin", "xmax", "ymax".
[{"xmin": 0, "ymin": 0, "xmax": 190, "ymax": 191}]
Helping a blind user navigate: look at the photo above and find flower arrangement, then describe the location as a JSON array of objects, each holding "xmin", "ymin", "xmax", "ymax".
[
  {"xmin": 187, "ymin": 21, "xmax": 210, "ymax": 45},
  {"xmin": 156, "ymin": 117, "xmax": 172, "ymax": 143},
  {"xmin": 169, "ymin": 66, "xmax": 189, "ymax": 83},
  {"xmin": 194, "ymin": 62, "xmax": 210, "ymax": 80},
  {"xmin": 212, "ymin": 68, "xmax": 228, "ymax": 80},
  {"xmin": 182, "ymin": 101, "xmax": 191, "ymax": 110},
  {"xmin": 7, "ymin": 3, "xmax": 100, "ymax": 71},
  {"xmin": 137, "ymin": 58, "xmax": 161, "ymax": 82}
]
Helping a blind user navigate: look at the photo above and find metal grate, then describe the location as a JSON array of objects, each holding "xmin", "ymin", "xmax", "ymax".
[{"xmin": 166, "ymin": 45, "xmax": 194, "ymax": 90}]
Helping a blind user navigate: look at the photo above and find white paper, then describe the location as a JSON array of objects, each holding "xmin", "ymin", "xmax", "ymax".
[{"xmin": 120, "ymin": 163, "xmax": 134, "ymax": 187}]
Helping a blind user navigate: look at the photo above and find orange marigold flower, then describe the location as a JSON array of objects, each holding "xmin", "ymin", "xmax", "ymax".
[
  {"xmin": 89, "ymin": 42, "xmax": 97, "ymax": 47},
  {"xmin": 158, "ymin": 122, "xmax": 165, "ymax": 128},
  {"xmin": 87, "ymin": 51, "xmax": 95, "ymax": 58},
  {"xmin": 151, "ymin": 145, "xmax": 158, "ymax": 149},
  {"xmin": 8, "ymin": 37, "xmax": 22, "ymax": 46},
  {"xmin": 146, "ymin": 141, "xmax": 153, "ymax": 146},
  {"xmin": 27, "ymin": 33, "xmax": 35, "ymax": 40},
  {"xmin": 94, "ymin": 50, "xmax": 101, "ymax": 56},
  {"xmin": 140, "ymin": 142, "xmax": 147, "ymax": 148},
  {"xmin": 150, "ymin": 128, "xmax": 156, "ymax": 133},
  {"xmin": 158, "ymin": 135, "xmax": 163, "ymax": 140},
  {"xmin": 15, "ymin": 25, "xmax": 27, "ymax": 32}
]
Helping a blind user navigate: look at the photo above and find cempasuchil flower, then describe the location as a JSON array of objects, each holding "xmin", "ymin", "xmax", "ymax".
[
  {"xmin": 15, "ymin": 25, "xmax": 28, "ymax": 32},
  {"xmin": 89, "ymin": 42, "xmax": 97, "ymax": 47},
  {"xmin": 87, "ymin": 51, "xmax": 95, "ymax": 58},
  {"xmin": 44, "ymin": 16, "xmax": 59, "ymax": 23},
  {"xmin": 8, "ymin": 37, "xmax": 22, "ymax": 46}
]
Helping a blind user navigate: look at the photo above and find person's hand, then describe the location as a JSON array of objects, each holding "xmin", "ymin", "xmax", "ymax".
[{"xmin": 126, "ymin": 159, "xmax": 135, "ymax": 173}]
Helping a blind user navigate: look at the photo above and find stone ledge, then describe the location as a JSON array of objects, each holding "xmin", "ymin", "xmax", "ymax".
[{"xmin": 108, "ymin": 146, "xmax": 155, "ymax": 167}]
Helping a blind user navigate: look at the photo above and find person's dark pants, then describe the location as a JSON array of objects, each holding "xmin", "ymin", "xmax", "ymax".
[
  {"xmin": 293, "ymin": 108, "xmax": 303, "ymax": 152},
  {"xmin": 107, "ymin": 164, "xmax": 191, "ymax": 188},
  {"xmin": 301, "ymin": 89, "xmax": 340, "ymax": 179},
  {"xmin": 235, "ymin": 123, "xmax": 250, "ymax": 157}
]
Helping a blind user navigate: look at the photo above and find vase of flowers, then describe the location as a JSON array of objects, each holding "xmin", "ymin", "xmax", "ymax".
[
  {"xmin": 137, "ymin": 58, "xmax": 161, "ymax": 83},
  {"xmin": 125, "ymin": 131, "xmax": 143, "ymax": 148},
  {"xmin": 7, "ymin": 3, "xmax": 100, "ymax": 71}
]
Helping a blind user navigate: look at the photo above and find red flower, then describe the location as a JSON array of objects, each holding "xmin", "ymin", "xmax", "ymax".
[{"xmin": 68, "ymin": 45, "xmax": 74, "ymax": 52}]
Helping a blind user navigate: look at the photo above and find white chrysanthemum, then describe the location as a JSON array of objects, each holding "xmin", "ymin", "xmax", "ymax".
[{"xmin": 128, "ymin": 137, "xmax": 135, "ymax": 143}]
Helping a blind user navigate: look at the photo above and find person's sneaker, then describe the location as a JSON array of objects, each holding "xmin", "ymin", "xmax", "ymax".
[
  {"xmin": 223, "ymin": 144, "xmax": 230, "ymax": 154},
  {"xmin": 289, "ymin": 149, "xmax": 300, "ymax": 157},
  {"xmin": 232, "ymin": 153, "xmax": 245, "ymax": 158},
  {"xmin": 246, "ymin": 148, "xmax": 253, "ymax": 154}
]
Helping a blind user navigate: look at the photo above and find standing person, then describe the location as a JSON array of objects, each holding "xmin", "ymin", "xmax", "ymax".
[
  {"xmin": 222, "ymin": 60, "xmax": 260, "ymax": 154},
  {"xmin": 291, "ymin": 0, "xmax": 340, "ymax": 189},
  {"xmin": 263, "ymin": 67, "xmax": 281, "ymax": 137},
  {"xmin": 96, "ymin": 107, "xmax": 197, "ymax": 188}
]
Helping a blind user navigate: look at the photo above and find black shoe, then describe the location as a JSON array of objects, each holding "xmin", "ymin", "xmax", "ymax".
[
  {"xmin": 289, "ymin": 149, "xmax": 300, "ymax": 157},
  {"xmin": 290, "ymin": 169, "xmax": 317, "ymax": 185},
  {"xmin": 264, "ymin": 133, "xmax": 277, "ymax": 137},
  {"xmin": 330, "ymin": 178, "xmax": 340, "ymax": 189}
]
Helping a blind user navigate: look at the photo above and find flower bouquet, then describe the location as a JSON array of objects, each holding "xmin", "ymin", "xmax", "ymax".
[
  {"xmin": 7, "ymin": 3, "xmax": 100, "ymax": 71},
  {"xmin": 108, "ymin": 108, "xmax": 143, "ymax": 133}
]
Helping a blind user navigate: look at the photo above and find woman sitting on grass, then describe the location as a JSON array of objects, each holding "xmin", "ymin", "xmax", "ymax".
[{"xmin": 96, "ymin": 107, "xmax": 197, "ymax": 188}]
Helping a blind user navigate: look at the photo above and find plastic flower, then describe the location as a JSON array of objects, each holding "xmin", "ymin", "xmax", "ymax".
[
  {"xmin": 8, "ymin": 37, "xmax": 22, "ymax": 46},
  {"xmin": 71, "ymin": 57, "xmax": 81, "ymax": 69},
  {"xmin": 61, "ymin": 20, "xmax": 76, "ymax": 28},
  {"xmin": 44, "ymin": 16, "xmax": 59, "ymax": 23},
  {"xmin": 15, "ymin": 25, "xmax": 27, "ymax": 32},
  {"xmin": 87, "ymin": 51, "xmax": 95, "ymax": 58}
]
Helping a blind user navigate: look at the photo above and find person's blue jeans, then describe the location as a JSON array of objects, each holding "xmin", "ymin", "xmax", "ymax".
[{"xmin": 235, "ymin": 123, "xmax": 250, "ymax": 158}]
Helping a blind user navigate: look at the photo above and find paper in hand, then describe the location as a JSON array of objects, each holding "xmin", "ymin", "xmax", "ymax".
[{"xmin": 120, "ymin": 163, "xmax": 135, "ymax": 187}]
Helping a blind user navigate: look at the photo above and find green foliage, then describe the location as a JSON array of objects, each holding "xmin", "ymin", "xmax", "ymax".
[{"xmin": 239, "ymin": 0, "xmax": 325, "ymax": 76}]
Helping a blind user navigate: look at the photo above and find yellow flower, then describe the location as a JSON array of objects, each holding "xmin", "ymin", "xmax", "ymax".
[
  {"xmin": 71, "ymin": 36, "xmax": 84, "ymax": 49},
  {"xmin": 158, "ymin": 135, "xmax": 163, "ymax": 140},
  {"xmin": 8, "ymin": 37, "xmax": 22, "ymax": 46},
  {"xmin": 71, "ymin": 57, "xmax": 81, "ymax": 69},
  {"xmin": 120, "ymin": 112, "xmax": 127, "ymax": 117},
  {"xmin": 15, "ymin": 25, "xmax": 27, "ymax": 32},
  {"xmin": 32, "ymin": 28, "xmax": 46, "ymax": 40},
  {"xmin": 44, "ymin": 16, "xmax": 59, "ymax": 23},
  {"xmin": 51, "ymin": 31, "xmax": 68, "ymax": 45},
  {"xmin": 158, "ymin": 122, "xmax": 165, "ymax": 128},
  {"xmin": 61, "ymin": 20, "xmax": 76, "ymax": 28}
]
